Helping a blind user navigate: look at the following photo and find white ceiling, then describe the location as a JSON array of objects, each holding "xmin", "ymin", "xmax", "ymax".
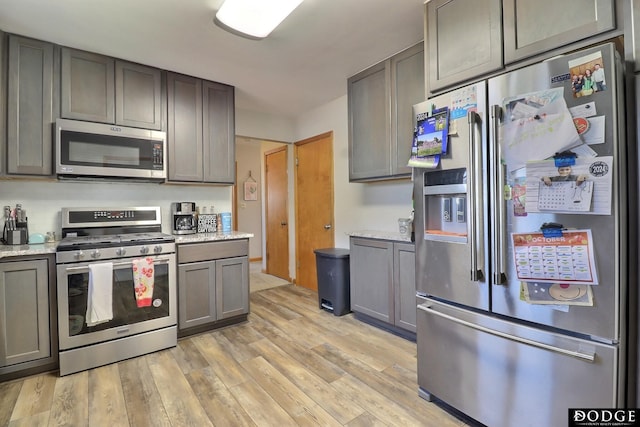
[{"xmin": 0, "ymin": 0, "xmax": 425, "ymax": 118}]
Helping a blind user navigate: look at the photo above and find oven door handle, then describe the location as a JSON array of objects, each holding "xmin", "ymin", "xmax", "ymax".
[{"xmin": 63, "ymin": 256, "xmax": 173, "ymax": 272}]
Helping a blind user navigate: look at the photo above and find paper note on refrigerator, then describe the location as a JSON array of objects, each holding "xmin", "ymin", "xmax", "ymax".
[
  {"xmin": 500, "ymin": 88, "xmax": 582, "ymax": 171},
  {"xmin": 525, "ymin": 156, "xmax": 612, "ymax": 215},
  {"xmin": 511, "ymin": 229, "xmax": 598, "ymax": 285}
]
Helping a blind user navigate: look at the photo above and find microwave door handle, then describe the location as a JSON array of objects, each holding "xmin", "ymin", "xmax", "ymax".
[
  {"xmin": 490, "ymin": 105, "xmax": 507, "ymax": 285},
  {"xmin": 63, "ymin": 256, "xmax": 173, "ymax": 272},
  {"xmin": 468, "ymin": 111, "xmax": 483, "ymax": 282}
]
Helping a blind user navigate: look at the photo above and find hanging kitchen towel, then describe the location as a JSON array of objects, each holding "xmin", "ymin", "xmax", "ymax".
[
  {"xmin": 132, "ymin": 257, "xmax": 154, "ymax": 307},
  {"xmin": 86, "ymin": 262, "xmax": 113, "ymax": 327}
]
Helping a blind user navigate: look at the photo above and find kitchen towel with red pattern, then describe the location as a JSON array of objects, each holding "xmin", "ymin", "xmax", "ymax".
[{"xmin": 132, "ymin": 257, "xmax": 154, "ymax": 307}]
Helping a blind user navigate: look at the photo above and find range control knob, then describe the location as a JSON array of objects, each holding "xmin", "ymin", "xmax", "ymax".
[
  {"xmin": 74, "ymin": 251, "xmax": 85, "ymax": 260},
  {"xmin": 140, "ymin": 246, "xmax": 150, "ymax": 255},
  {"xmin": 153, "ymin": 245, "xmax": 163, "ymax": 253},
  {"xmin": 116, "ymin": 247, "xmax": 127, "ymax": 256},
  {"xmin": 90, "ymin": 250, "xmax": 101, "ymax": 259}
]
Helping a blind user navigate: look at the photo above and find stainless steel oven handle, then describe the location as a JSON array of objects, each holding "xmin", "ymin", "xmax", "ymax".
[
  {"xmin": 417, "ymin": 303, "xmax": 595, "ymax": 362},
  {"xmin": 63, "ymin": 256, "xmax": 173, "ymax": 272}
]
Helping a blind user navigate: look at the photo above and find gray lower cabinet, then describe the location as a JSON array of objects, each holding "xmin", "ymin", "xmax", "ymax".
[
  {"xmin": 0, "ymin": 257, "xmax": 56, "ymax": 378},
  {"xmin": 177, "ymin": 240, "xmax": 249, "ymax": 336},
  {"xmin": 7, "ymin": 34, "xmax": 58, "ymax": 176},
  {"xmin": 348, "ymin": 43, "xmax": 424, "ymax": 182},
  {"xmin": 167, "ymin": 72, "xmax": 235, "ymax": 184},
  {"xmin": 349, "ymin": 237, "xmax": 416, "ymax": 335},
  {"xmin": 61, "ymin": 47, "xmax": 164, "ymax": 130}
]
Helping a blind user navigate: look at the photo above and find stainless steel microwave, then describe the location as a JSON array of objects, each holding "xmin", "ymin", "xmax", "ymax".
[{"xmin": 55, "ymin": 119, "xmax": 166, "ymax": 181}]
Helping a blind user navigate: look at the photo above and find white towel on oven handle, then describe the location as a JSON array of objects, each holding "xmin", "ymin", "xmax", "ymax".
[{"xmin": 86, "ymin": 262, "xmax": 113, "ymax": 327}]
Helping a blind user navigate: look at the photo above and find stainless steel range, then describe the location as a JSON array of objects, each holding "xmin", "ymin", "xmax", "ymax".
[{"xmin": 56, "ymin": 206, "xmax": 176, "ymax": 376}]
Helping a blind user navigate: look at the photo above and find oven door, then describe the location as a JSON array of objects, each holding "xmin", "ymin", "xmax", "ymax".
[{"xmin": 56, "ymin": 253, "xmax": 176, "ymax": 350}]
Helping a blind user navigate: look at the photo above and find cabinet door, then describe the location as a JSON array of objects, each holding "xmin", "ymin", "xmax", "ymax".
[
  {"xmin": 503, "ymin": 0, "xmax": 615, "ymax": 64},
  {"xmin": 61, "ymin": 48, "xmax": 115, "ymax": 123},
  {"xmin": 115, "ymin": 60, "xmax": 163, "ymax": 130},
  {"xmin": 0, "ymin": 259, "xmax": 50, "ymax": 367},
  {"xmin": 391, "ymin": 43, "xmax": 424, "ymax": 177},
  {"xmin": 0, "ymin": 30, "xmax": 6, "ymax": 176},
  {"xmin": 348, "ymin": 62, "xmax": 391, "ymax": 181},
  {"xmin": 216, "ymin": 256, "xmax": 249, "ymax": 319},
  {"xmin": 349, "ymin": 238, "xmax": 393, "ymax": 323},
  {"xmin": 203, "ymin": 81, "xmax": 235, "ymax": 183},
  {"xmin": 178, "ymin": 261, "xmax": 216, "ymax": 329},
  {"xmin": 394, "ymin": 242, "xmax": 416, "ymax": 333},
  {"xmin": 167, "ymin": 72, "xmax": 203, "ymax": 182},
  {"xmin": 7, "ymin": 35, "xmax": 56, "ymax": 175},
  {"xmin": 426, "ymin": 0, "xmax": 502, "ymax": 93}
]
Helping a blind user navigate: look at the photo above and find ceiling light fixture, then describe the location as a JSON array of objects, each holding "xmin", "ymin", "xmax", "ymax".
[{"xmin": 214, "ymin": 0, "xmax": 304, "ymax": 40}]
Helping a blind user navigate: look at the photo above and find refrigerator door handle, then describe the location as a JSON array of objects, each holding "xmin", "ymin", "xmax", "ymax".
[
  {"xmin": 468, "ymin": 111, "xmax": 483, "ymax": 282},
  {"xmin": 417, "ymin": 303, "xmax": 596, "ymax": 362},
  {"xmin": 490, "ymin": 105, "xmax": 507, "ymax": 285}
]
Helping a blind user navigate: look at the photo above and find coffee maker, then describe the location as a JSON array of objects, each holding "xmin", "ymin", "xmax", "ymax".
[{"xmin": 171, "ymin": 202, "xmax": 197, "ymax": 234}]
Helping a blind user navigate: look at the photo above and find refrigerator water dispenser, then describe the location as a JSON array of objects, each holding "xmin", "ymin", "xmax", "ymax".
[{"xmin": 423, "ymin": 168, "xmax": 467, "ymax": 243}]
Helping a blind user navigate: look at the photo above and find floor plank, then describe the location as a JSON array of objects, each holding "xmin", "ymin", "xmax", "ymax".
[{"xmin": 0, "ymin": 282, "xmax": 468, "ymax": 426}]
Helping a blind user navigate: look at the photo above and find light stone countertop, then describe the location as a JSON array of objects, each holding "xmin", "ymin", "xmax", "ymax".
[
  {"xmin": 173, "ymin": 231, "xmax": 253, "ymax": 244},
  {"xmin": 347, "ymin": 230, "xmax": 413, "ymax": 243},
  {"xmin": 0, "ymin": 231, "xmax": 254, "ymax": 259},
  {"xmin": 0, "ymin": 242, "xmax": 58, "ymax": 259}
]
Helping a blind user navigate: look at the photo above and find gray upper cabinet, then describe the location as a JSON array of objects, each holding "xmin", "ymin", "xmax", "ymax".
[
  {"xmin": 426, "ymin": 0, "xmax": 502, "ymax": 93},
  {"xmin": 348, "ymin": 61, "xmax": 389, "ymax": 181},
  {"xmin": 391, "ymin": 43, "xmax": 425, "ymax": 177},
  {"xmin": 167, "ymin": 72, "xmax": 235, "ymax": 184},
  {"xmin": 503, "ymin": 0, "xmax": 615, "ymax": 63},
  {"xmin": 61, "ymin": 48, "xmax": 115, "ymax": 123},
  {"xmin": 203, "ymin": 80, "xmax": 235, "ymax": 184},
  {"xmin": 167, "ymin": 73, "xmax": 203, "ymax": 182},
  {"xmin": 7, "ymin": 35, "xmax": 57, "ymax": 176},
  {"xmin": 115, "ymin": 60, "xmax": 164, "ymax": 130},
  {"xmin": 348, "ymin": 42, "xmax": 424, "ymax": 182},
  {"xmin": 61, "ymin": 47, "xmax": 164, "ymax": 129},
  {"xmin": 0, "ymin": 30, "xmax": 6, "ymax": 176}
]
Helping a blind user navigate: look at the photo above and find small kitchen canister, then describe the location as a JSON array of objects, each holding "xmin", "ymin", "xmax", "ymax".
[{"xmin": 398, "ymin": 218, "xmax": 412, "ymax": 238}]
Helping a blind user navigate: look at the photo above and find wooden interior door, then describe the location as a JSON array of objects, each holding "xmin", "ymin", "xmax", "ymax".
[
  {"xmin": 295, "ymin": 132, "xmax": 334, "ymax": 291},
  {"xmin": 265, "ymin": 146, "xmax": 290, "ymax": 280}
]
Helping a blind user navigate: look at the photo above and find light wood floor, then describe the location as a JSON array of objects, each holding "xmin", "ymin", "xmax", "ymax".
[{"xmin": 0, "ymin": 284, "xmax": 468, "ymax": 426}]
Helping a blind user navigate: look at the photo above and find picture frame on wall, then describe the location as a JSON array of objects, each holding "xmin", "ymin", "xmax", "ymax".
[{"xmin": 244, "ymin": 180, "xmax": 258, "ymax": 201}]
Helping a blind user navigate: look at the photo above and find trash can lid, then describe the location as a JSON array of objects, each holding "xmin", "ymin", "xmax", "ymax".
[{"xmin": 313, "ymin": 248, "xmax": 350, "ymax": 258}]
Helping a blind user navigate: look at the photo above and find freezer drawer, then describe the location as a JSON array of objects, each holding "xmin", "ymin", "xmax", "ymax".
[{"xmin": 417, "ymin": 300, "xmax": 619, "ymax": 427}]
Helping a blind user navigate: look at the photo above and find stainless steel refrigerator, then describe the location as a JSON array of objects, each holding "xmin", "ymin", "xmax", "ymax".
[{"xmin": 413, "ymin": 42, "xmax": 633, "ymax": 427}]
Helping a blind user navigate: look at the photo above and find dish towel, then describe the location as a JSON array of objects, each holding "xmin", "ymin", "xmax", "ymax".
[
  {"xmin": 133, "ymin": 257, "xmax": 155, "ymax": 307},
  {"xmin": 86, "ymin": 262, "xmax": 114, "ymax": 327}
]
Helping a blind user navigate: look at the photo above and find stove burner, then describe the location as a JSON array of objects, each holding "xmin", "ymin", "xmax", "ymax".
[{"xmin": 57, "ymin": 232, "xmax": 174, "ymax": 251}]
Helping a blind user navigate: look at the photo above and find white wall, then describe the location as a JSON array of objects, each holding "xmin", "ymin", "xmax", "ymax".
[
  {"xmin": 235, "ymin": 140, "xmax": 263, "ymax": 259},
  {"xmin": 1, "ymin": 180, "xmax": 232, "ymax": 238},
  {"xmin": 294, "ymin": 95, "xmax": 414, "ymax": 249},
  {"xmin": 236, "ymin": 108, "xmax": 296, "ymax": 142}
]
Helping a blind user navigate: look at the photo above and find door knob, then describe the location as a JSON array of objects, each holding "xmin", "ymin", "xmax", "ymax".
[
  {"xmin": 324, "ymin": 224, "xmax": 332, "ymax": 230},
  {"xmin": 281, "ymin": 221, "xmax": 287, "ymax": 226}
]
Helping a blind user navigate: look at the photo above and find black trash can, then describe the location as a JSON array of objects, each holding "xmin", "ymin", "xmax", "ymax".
[{"xmin": 314, "ymin": 248, "xmax": 350, "ymax": 316}]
